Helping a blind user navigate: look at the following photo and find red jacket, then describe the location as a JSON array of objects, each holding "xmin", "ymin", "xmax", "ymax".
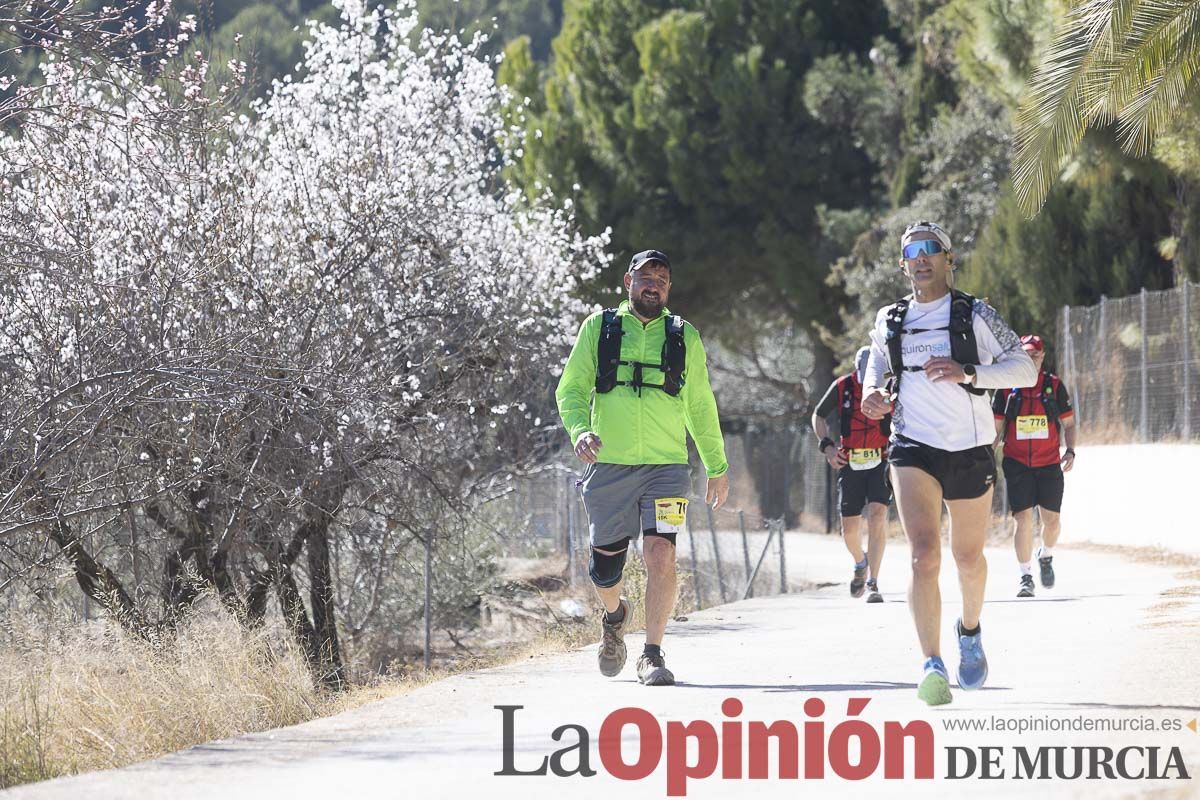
[
  {"xmin": 814, "ymin": 373, "xmax": 890, "ymax": 452},
  {"xmin": 993, "ymin": 372, "xmax": 1074, "ymax": 468}
]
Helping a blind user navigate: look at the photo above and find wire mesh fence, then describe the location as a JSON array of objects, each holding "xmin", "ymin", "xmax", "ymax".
[
  {"xmin": 481, "ymin": 442, "xmax": 837, "ymax": 607},
  {"xmin": 1058, "ymin": 281, "xmax": 1199, "ymax": 443}
]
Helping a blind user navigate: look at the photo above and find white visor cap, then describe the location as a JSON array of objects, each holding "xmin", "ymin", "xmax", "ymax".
[{"xmin": 901, "ymin": 221, "xmax": 952, "ymax": 252}]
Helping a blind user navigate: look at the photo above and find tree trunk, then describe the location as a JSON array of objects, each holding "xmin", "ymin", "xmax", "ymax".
[
  {"xmin": 307, "ymin": 527, "xmax": 345, "ymax": 689},
  {"xmin": 48, "ymin": 516, "xmax": 150, "ymax": 637},
  {"xmin": 275, "ymin": 562, "xmax": 319, "ymax": 669}
]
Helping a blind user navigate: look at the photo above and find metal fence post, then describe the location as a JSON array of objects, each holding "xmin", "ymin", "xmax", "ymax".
[
  {"xmin": 1140, "ymin": 287, "xmax": 1149, "ymax": 441},
  {"xmin": 565, "ymin": 476, "xmax": 575, "ymax": 586},
  {"xmin": 707, "ymin": 504, "xmax": 726, "ymax": 603},
  {"xmin": 1098, "ymin": 295, "xmax": 1107, "ymax": 422},
  {"xmin": 1184, "ymin": 280, "xmax": 1192, "ymax": 440},
  {"xmin": 778, "ymin": 520, "xmax": 788, "ymax": 594},
  {"xmin": 742, "ymin": 522, "xmax": 777, "ymax": 600},
  {"xmin": 1060, "ymin": 303, "xmax": 1070, "ymax": 387},
  {"xmin": 687, "ymin": 505, "xmax": 702, "ymax": 610},
  {"xmin": 825, "ymin": 462, "xmax": 834, "ymax": 534},
  {"xmin": 738, "ymin": 511, "xmax": 752, "ymax": 599},
  {"xmin": 424, "ymin": 532, "xmax": 433, "ymax": 670}
]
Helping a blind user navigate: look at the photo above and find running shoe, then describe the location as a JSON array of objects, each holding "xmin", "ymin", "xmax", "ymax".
[
  {"xmin": 598, "ymin": 597, "xmax": 630, "ymax": 677},
  {"xmin": 956, "ymin": 619, "xmax": 988, "ymax": 691},
  {"xmin": 850, "ymin": 561, "xmax": 867, "ymax": 598},
  {"xmin": 636, "ymin": 650, "xmax": 675, "ymax": 686},
  {"xmin": 1038, "ymin": 553, "xmax": 1055, "ymax": 588},
  {"xmin": 865, "ymin": 579, "xmax": 883, "ymax": 603},
  {"xmin": 1017, "ymin": 574, "xmax": 1035, "ymax": 598},
  {"xmin": 917, "ymin": 656, "xmax": 952, "ymax": 706}
]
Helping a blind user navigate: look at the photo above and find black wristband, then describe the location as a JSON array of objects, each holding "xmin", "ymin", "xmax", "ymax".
[
  {"xmin": 819, "ymin": 437, "xmax": 835, "ymax": 453},
  {"xmin": 1064, "ymin": 448, "xmax": 1075, "ymax": 455}
]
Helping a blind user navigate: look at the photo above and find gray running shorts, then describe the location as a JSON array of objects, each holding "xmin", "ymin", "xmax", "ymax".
[{"xmin": 577, "ymin": 463, "xmax": 693, "ymax": 548}]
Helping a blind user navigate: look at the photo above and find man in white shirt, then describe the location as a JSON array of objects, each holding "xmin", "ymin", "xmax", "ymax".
[{"xmin": 862, "ymin": 221, "xmax": 1035, "ymax": 706}]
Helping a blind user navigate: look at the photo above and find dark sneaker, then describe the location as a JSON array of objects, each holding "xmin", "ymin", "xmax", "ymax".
[
  {"xmin": 1017, "ymin": 574, "xmax": 1035, "ymax": 598},
  {"xmin": 636, "ymin": 650, "xmax": 675, "ymax": 686},
  {"xmin": 850, "ymin": 563, "xmax": 867, "ymax": 598},
  {"xmin": 1039, "ymin": 555, "xmax": 1055, "ymax": 588},
  {"xmin": 598, "ymin": 598, "xmax": 630, "ymax": 677},
  {"xmin": 865, "ymin": 579, "xmax": 883, "ymax": 603}
]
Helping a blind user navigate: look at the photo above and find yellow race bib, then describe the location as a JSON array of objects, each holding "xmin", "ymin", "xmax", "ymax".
[
  {"xmin": 848, "ymin": 448, "xmax": 883, "ymax": 471},
  {"xmin": 654, "ymin": 497, "xmax": 688, "ymax": 534},
  {"xmin": 1016, "ymin": 415, "xmax": 1050, "ymax": 440}
]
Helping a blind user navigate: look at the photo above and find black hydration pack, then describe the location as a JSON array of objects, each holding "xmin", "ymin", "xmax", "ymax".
[
  {"xmin": 838, "ymin": 376, "xmax": 890, "ymax": 440},
  {"xmin": 1003, "ymin": 373, "xmax": 1062, "ymax": 430},
  {"xmin": 883, "ymin": 289, "xmax": 984, "ymax": 397},
  {"xmin": 595, "ymin": 308, "xmax": 686, "ymax": 396}
]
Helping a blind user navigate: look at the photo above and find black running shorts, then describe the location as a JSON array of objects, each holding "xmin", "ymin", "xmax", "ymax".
[
  {"xmin": 888, "ymin": 437, "xmax": 996, "ymax": 501},
  {"xmin": 838, "ymin": 462, "xmax": 892, "ymax": 517},
  {"xmin": 1002, "ymin": 457, "xmax": 1064, "ymax": 514}
]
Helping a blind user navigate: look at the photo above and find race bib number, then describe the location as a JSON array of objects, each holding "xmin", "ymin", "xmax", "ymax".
[
  {"xmin": 848, "ymin": 448, "xmax": 882, "ymax": 471},
  {"xmin": 654, "ymin": 497, "xmax": 688, "ymax": 534},
  {"xmin": 1016, "ymin": 415, "xmax": 1050, "ymax": 440}
]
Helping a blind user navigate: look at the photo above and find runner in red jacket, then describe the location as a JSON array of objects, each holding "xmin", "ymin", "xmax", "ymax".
[
  {"xmin": 993, "ymin": 334, "xmax": 1076, "ymax": 597},
  {"xmin": 811, "ymin": 347, "xmax": 892, "ymax": 604}
]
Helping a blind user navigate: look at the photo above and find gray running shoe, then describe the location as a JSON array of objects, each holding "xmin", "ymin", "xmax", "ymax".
[
  {"xmin": 1039, "ymin": 554, "xmax": 1055, "ymax": 588},
  {"xmin": 598, "ymin": 597, "xmax": 630, "ymax": 677},
  {"xmin": 850, "ymin": 563, "xmax": 867, "ymax": 597},
  {"xmin": 1017, "ymin": 574, "xmax": 1035, "ymax": 598},
  {"xmin": 865, "ymin": 579, "xmax": 883, "ymax": 603},
  {"xmin": 636, "ymin": 650, "xmax": 675, "ymax": 686}
]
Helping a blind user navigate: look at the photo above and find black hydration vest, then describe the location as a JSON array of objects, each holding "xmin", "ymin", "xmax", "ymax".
[
  {"xmin": 838, "ymin": 376, "xmax": 891, "ymax": 440},
  {"xmin": 883, "ymin": 289, "xmax": 984, "ymax": 397},
  {"xmin": 595, "ymin": 308, "xmax": 686, "ymax": 396},
  {"xmin": 1003, "ymin": 373, "xmax": 1062, "ymax": 430}
]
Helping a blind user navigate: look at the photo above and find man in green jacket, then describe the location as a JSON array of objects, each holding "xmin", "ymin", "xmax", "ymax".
[{"xmin": 556, "ymin": 249, "xmax": 730, "ymax": 686}]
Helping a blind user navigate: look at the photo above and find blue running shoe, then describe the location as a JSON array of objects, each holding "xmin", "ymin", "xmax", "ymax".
[
  {"xmin": 956, "ymin": 619, "xmax": 988, "ymax": 690},
  {"xmin": 917, "ymin": 656, "xmax": 952, "ymax": 706}
]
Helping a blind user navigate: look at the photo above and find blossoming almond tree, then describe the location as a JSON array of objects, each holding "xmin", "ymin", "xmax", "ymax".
[{"xmin": 0, "ymin": 0, "xmax": 606, "ymax": 684}]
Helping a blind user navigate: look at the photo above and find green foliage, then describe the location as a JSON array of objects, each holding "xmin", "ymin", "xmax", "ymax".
[
  {"xmin": 417, "ymin": 0, "xmax": 563, "ymax": 60},
  {"xmin": 1013, "ymin": 0, "xmax": 1200, "ymax": 216},
  {"xmin": 964, "ymin": 135, "xmax": 1176, "ymax": 336},
  {"xmin": 510, "ymin": 0, "xmax": 895, "ymax": 368}
]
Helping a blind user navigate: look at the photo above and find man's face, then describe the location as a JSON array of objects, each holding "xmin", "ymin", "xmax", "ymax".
[
  {"xmin": 624, "ymin": 262, "xmax": 671, "ymax": 318},
  {"xmin": 899, "ymin": 232, "xmax": 952, "ymax": 289}
]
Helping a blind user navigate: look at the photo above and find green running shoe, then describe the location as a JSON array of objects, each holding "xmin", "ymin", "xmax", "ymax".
[{"xmin": 917, "ymin": 656, "xmax": 953, "ymax": 706}]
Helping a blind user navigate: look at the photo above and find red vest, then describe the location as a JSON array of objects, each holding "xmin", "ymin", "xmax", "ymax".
[
  {"xmin": 835, "ymin": 374, "xmax": 890, "ymax": 452},
  {"xmin": 1001, "ymin": 373, "xmax": 1064, "ymax": 468}
]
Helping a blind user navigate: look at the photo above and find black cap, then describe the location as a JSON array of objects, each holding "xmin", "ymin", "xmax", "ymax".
[{"xmin": 628, "ymin": 249, "xmax": 671, "ymax": 273}]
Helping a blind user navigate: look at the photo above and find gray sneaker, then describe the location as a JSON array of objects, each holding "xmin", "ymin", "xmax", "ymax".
[
  {"xmin": 1038, "ymin": 554, "xmax": 1055, "ymax": 588},
  {"xmin": 598, "ymin": 598, "xmax": 630, "ymax": 677},
  {"xmin": 636, "ymin": 650, "xmax": 675, "ymax": 686},
  {"xmin": 850, "ymin": 562, "xmax": 867, "ymax": 597},
  {"xmin": 865, "ymin": 579, "xmax": 883, "ymax": 603}
]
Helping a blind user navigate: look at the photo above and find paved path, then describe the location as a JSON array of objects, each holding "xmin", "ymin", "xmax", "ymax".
[{"xmin": 7, "ymin": 533, "xmax": 1200, "ymax": 799}]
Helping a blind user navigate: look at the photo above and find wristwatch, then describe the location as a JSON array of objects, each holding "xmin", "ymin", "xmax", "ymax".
[
  {"xmin": 819, "ymin": 437, "xmax": 835, "ymax": 453},
  {"xmin": 962, "ymin": 363, "xmax": 977, "ymax": 385}
]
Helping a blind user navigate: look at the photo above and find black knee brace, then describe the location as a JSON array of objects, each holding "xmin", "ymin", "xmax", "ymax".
[
  {"xmin": 642, "ymin": 527, "xmax": 677, "ymax": 546},
  {"xmin": 589, "ymin": 538, "xmax": 630, "ymax": 588}
]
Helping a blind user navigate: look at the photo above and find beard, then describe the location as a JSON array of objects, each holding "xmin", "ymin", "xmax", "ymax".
[{"xmin": 631, "ymin": 292, "xmax": 664, "ymax": 318}]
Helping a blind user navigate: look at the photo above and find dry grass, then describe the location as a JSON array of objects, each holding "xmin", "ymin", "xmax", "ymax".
[
  {"xmin": 0, "ymin": 600, "xmax": 324, "ymax": 789},
  {"xmin": 0, "ymin": 557, "xmax": 696, "ymax": 790}
]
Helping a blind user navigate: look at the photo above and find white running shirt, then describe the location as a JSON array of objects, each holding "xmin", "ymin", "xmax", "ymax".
[{"xmin": 864, "ymin": 293, "xmax": 1036, "ymax": 452}]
